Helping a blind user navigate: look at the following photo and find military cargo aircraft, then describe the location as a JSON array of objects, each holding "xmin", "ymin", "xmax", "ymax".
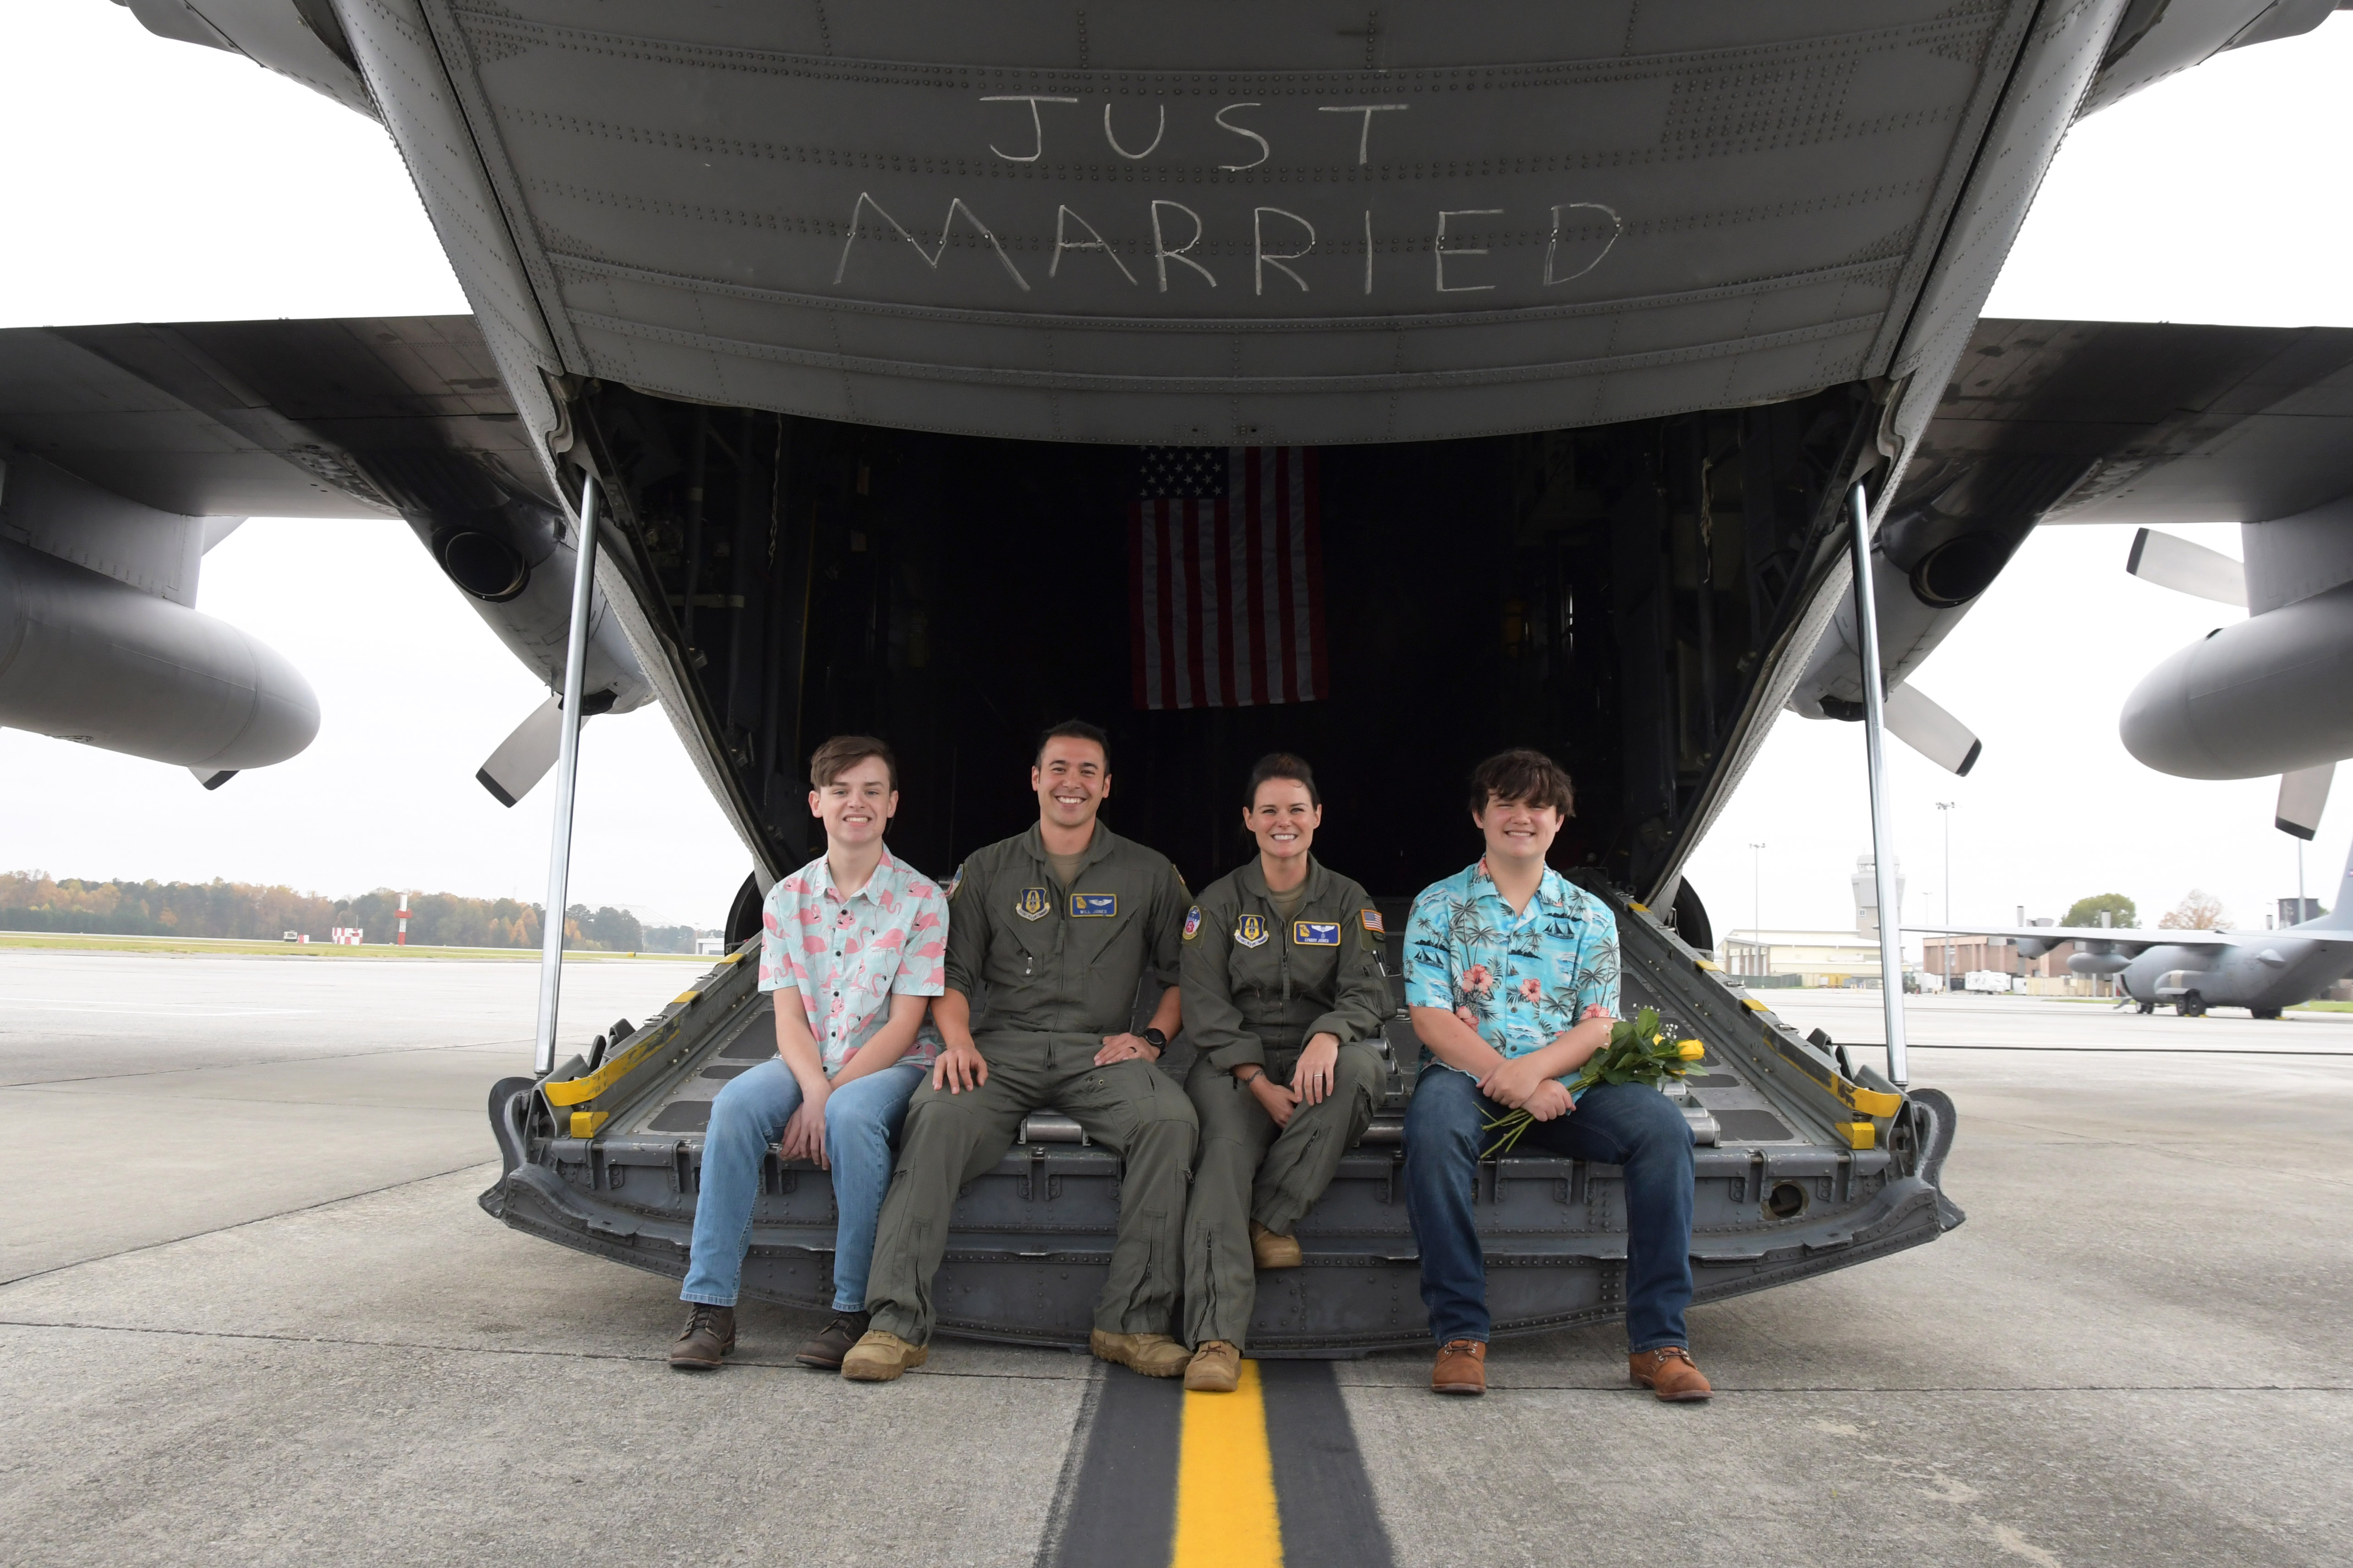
[
  {"xmin": 1912, "ymin": 837, "xmax": 2353, "ymax": 1016},
  {"xmin": 6, "ymin": 0, "xmax": 2348, "ymax": 1347}
]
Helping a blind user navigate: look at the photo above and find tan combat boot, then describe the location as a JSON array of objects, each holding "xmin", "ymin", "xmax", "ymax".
[
  {"xmin": 1249, "ymin": 1221, "xmax": 1302, "ymax": 1270},
  {"xmin": 1628, "ymin": 1346, "xmax": 1713, "ymax": 1402},
  {"xmin": 1185, "ymin": 1340, "xmax": 1242, "ymax": 1393},
  {"xmin": 1090, "ymin": 1329, "xmax": 1192, "ymax": 1377},
  {"xmin": 840, "ymin": 1328, "xmax": 928, "ymax": 1382}
]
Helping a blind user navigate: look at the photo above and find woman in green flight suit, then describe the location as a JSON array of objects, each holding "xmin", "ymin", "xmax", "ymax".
[{"xmin": 1179, "ymin": 752, "xmax": 1393, "ymax": 1392}]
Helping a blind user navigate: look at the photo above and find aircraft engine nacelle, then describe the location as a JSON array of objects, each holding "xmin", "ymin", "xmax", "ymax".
[
  {"xmin": 2066, "ymin": 949, "xmax": 2132, "ymax": 976},
  {"xmin": 2119, "ymin": 578, "xmax": 2353, "ymax": 779},
  {"xmin": 0, "ymin": 538, "xmax": 318, "ymax": 770}
]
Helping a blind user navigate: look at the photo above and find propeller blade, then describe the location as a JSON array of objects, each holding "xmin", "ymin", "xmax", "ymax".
[
  {"xmin": 475, "ymin": 690, "xmax": 616, "ymax": 806},
  {"xmin": 476, "ymin": 696, "xmax": 561, "ymax": 808},
  {"xmin": 2125, "ymin": 528, "xmax": 2247, "ymax": 607},
  {"xmin": 1883, "ymin": 683, "xmax": 1982, "ymax": 776},
  {"xmin": 2275, "ymin": 761, "xmax": 2334, "ymax": 840}
]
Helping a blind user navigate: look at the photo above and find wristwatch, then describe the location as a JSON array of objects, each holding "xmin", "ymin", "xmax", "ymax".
[{"xmin": 1142, "ymin": 1027, "xmax": 1168, "ymax": 1053}]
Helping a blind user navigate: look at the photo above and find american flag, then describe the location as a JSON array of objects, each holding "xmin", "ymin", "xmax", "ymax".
[{"xmin": 1129, "ymin": 447, "xmax": 1327, "ymax": 710}]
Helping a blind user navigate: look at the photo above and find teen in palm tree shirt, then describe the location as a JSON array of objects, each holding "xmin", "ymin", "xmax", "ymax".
[{"xmin": 1401, "ymin": 748, "xmax": 1710, "ymax": 1401}]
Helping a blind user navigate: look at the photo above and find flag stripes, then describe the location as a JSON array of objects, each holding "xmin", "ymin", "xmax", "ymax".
[{"xmin": 1130, "ymin": 448, "xmax": 1326, "ymax": 710}]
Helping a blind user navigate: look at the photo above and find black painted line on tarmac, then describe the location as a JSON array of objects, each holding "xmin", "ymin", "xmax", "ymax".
[
  {"xmin": 1261, "ymin": 1360, "xmax": 1397, "ymax": 1568},
  {"xmin": 1036, "ymin": 1366, "xmax": 1181, "ymax": 1568}
]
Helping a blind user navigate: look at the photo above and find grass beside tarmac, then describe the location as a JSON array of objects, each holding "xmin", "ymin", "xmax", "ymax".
[{"xmin": 0, "ymin": 931, "xmax": 710, "ymax": 962}]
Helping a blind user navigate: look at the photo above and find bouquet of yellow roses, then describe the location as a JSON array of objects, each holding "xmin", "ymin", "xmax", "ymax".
[{"xmin": 1481, "ymin": 1005, "xmax": 1704, "ymax": 1157}]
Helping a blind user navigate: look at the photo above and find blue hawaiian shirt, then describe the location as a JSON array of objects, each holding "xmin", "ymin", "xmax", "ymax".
[{"xmin": 1403, "ymin": 858, "xmax": 1621, "ymax": 1092}]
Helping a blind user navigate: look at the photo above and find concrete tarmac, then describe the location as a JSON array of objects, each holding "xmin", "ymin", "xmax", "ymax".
[{"xmin": 2, "ymin": 953, "xmax": 2348, "ymax": 1566}]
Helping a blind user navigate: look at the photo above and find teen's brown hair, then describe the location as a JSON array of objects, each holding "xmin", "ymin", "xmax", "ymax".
[
  {"xmin": 1467, "ymin": 748, "xmax": 1575, "ymax": 818},
  {"xmin": 810, "ymin": 734, "xmax": 898, "ymax": 792}
]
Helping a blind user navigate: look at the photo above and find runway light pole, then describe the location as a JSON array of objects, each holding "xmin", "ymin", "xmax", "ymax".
[
  {"xmin": 534, "ymin": 470, "xmax": 602, "ymax": 1076},
  {"xmin": 1747, "ymin": 841, "xmax": 1766, "ymax": 978},
  {"xmin": 1849, "ymin": 481, "xmax": 1910, "ymax": 1088},
  {"xmin": 1936, "ymin": 802, "xmax": 1956, "ymax": 995}
]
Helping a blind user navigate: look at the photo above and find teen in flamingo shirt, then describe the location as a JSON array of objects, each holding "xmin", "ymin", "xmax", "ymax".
[{"xmin": 669, "ymin": 734, "xmax": 949, "ymax": 1373}]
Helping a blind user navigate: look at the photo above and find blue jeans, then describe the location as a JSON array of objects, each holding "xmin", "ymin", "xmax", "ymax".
[
  {"xmin": 1402, "ymin": 1065, "xmax": 1696, "ymax": 1351},
  {"xmin": 681, "ymin": 1057, "xmax": 925, "ymax": 1312}
]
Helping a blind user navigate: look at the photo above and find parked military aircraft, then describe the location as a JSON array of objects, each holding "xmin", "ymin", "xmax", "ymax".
[
  {"xmin": 1912, "ymin": 836, "xmax": 2353, "ymax": 1016},
  {"xmin": 6, "ymin": 0, "xmax": 2346, "ymax": 1346}
]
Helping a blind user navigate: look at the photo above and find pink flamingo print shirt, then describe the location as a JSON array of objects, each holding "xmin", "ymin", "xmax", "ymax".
[{"xmin": 757, "ymin": 846, "xmax": 948, "ymax": 1072}]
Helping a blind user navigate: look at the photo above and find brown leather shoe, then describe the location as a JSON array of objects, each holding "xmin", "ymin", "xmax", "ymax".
[
  {"xmin": 1431, "ymin": 1339, "xmax": 1487, "ymax": 1395},
  {"xmin": 840, "ymin": 1328, "xmax": 927, "ymax": 1382},
  {"xmin": 1090, "ymin": 1329, "xmax": 1192, "ymax": 1377},
  {"xmin": 1629, "ymin": 1346, "xmax": 1713, "ymax": 1401},
  {"xmin": 793, "ymin": 1310, "xmax": 871, "ymax": 1371},
  {"xmin": 668, "ymin": 1303, "xmax": 735, "ymax": 1370},
  {"xmin": 1184, "ymin": 1340, "xmax": 1242, "ymax": 1393},
  {"xmin": 1250, "ymin": 1221, "xmax": 1302, "ymax": 1270}
]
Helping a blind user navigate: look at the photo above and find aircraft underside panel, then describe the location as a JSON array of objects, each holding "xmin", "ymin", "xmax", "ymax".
[
  {"xmin": 362, "ymin": 0, "xmax": 2057, "ymax": 448},
  {"xmin": 481, "ymin": 887, "xmax": 1961, "ymax": 1351}
]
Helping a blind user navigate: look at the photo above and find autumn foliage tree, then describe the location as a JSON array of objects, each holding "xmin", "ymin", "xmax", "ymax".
[
  {"xmin": 2157, "ymin": 889, "xmax": 2230, "ymax": 930},
  {"xmin": 0, "ymin": 873, "xmax": 700, "ymax": 951}
]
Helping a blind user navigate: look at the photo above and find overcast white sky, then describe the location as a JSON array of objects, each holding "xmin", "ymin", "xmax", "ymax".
[{"xmin": 4, "ymin": 7, "xmax": 2351, "ymax": 936}]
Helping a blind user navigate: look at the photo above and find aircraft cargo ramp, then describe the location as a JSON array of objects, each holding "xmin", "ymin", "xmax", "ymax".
[{"xmin": 481, "ymin": 885, "xmax": 1960, "ymax": 1353}]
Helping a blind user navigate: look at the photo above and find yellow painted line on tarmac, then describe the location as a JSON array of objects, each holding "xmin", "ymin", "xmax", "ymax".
[{"xmin": 1172, "ymin": 1359, "xmax": 1283, "ymax": 1567}]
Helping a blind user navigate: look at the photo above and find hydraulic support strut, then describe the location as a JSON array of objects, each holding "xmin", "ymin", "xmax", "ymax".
[
  {"xmin": 534, "ymin": 472, "xmax": 602, "ymax": 1076},
  {"xmin": 1848, "ymin": 480, "xmax": 1911, "ymax": 1089}
]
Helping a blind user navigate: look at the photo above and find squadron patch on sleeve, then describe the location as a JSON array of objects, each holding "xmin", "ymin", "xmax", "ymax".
[
  {"xmin": 1359, "ymin": 908, "xmax": 1385, "ymax": 936},
  {"xmin": 1233, "ymin": 912, "xmax": 1270, "ymax": 949},
  {"xmin": 1071, "ymin": 893, "xmax": 1117, "ymax": 918},
  {"xmin": 945, "ymin": 864, "xmax": 965, "ymax": 901},
  {"xmin": 1013, "ymin": 886, "xmax": 1051, "ymax": 921},
  {"xmin": 1182, "ymin": 906, "xmax": 1203, "ymax": 941},
  {"xmin": 1293, "ymin": 920, "xmax": 1341, "ymax": 947}
]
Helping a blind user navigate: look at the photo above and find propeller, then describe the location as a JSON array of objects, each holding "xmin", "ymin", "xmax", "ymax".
[
  {"xmin": 2125, "ymin": 528, "xmax": 2246, "ymax": 607},
  {"xmin": 2276, "ymin": 762, "xmax": 2334, "ymax": 840},
  {"xmin": 476, "ymin": 689, "xmax": 615, "ymax": 807},
  {"xmin": 1883, "ymin": 683, "xmax": 1981, "ymax": 776}
]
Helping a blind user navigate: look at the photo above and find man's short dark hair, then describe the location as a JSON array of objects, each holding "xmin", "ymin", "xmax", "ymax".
[
  {"xmin": 1036, "ymin": 718, "xmax": 1111, "ymax": 770},
  {"xmin": 810, "ymin": 734, "xmax": 897, "ymax": 792},
  {"xmin": 1468, "ymin": 748, "xmax": 1575, "ymax": 818},
  {"xmin": 1244, "ymin": 752, "xmax": 1320, "ymax": 809}
]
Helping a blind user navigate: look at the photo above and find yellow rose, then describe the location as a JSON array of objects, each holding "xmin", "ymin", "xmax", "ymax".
[{"xmin": 1676, "ymin": 1040, "xmax": 1705, "ymax": 1060}]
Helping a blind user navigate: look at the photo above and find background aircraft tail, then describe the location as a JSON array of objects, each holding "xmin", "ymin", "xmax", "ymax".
[{"xmin": 2293, "ymin": 834, "xmax": 2353, "ymax": 931}]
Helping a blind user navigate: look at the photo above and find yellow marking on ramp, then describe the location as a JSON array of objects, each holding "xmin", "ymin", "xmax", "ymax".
[{"xmin": 1173, "ymin": 1358, "xmax": 1282, "ymax": 1567}]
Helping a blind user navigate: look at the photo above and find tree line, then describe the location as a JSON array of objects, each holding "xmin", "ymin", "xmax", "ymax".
[{"xmin": 0, "ymin": 873, "xmax": 702, "ymax": 952}]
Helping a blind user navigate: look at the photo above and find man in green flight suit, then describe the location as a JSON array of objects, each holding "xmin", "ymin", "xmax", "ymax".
[
  {"xmin": 843, "ymin": 719, "xmax": 1198, "ymax": 1382},
  {"xmin": 1177, "ymin": 752, "xmax": 1393, "ymax": 1392}
]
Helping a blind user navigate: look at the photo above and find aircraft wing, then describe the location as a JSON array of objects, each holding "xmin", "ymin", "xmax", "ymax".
[
  {"xmin": 0, "ymin": 317, "xmax": 653, "ymax": 786},
  {"xmin": 1904, "ymin": 924, "xmax": 2327, "ymax": 951},
  {"xmin": 0, "ymin": 317, "xmax": 550, "ymax": 521},
  {"xmin": 1922, "ymin": 319, "xmax": 2353, "ymax": 533}
]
